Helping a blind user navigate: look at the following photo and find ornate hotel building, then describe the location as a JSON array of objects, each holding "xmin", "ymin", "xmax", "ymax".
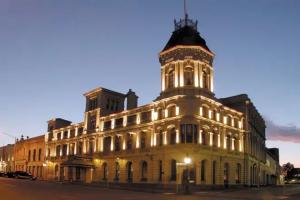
[{"xmin": 44, "ymin": 15, "xmax": 280, "ymax": 188}]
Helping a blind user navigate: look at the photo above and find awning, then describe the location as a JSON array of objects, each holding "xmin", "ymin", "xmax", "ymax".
[{"xmin": 61, "ymin": 157, "xmax": 94, "ymax": 168}]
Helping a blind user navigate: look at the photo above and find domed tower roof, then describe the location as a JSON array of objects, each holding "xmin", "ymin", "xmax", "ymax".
[{"xmin": 162, "ymin": 14, "xmax": 211, "ymax": 52}]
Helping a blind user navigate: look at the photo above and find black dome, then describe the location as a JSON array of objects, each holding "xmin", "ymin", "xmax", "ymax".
[{"xmin": 162, "ymin": 24, "xmax": 210, "ymax": 52}]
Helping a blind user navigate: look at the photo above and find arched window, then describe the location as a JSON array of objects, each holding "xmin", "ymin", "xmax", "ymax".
[
  {"xmin": 115, "ymin": 162, "xmax": 120, "ymax": 181},
  {"xmin": 157, "ymin": 130, "xmax": 163, "ymax": 146},
  {"xmin": 140, "ymin": 132, "xmax": 146, "ymax": 149},
  {"xmin": 157, "ymin": 108, "xmax": 163, "ymax": 120},
  {"xmin": 213, "ymin": 133, "xmax": 218, "ymax": 147},
  {"xmin": 184, "ymin": 66, "xmax": 194, "ymax": 86},
  {"xmin": 170, "ymin": 128, "xmax": 177, "ymax": 145},
  {"xmin": 202, "ymin": 70, "xmax": 209, "ymax": 89},
  {"xmin": 236, "ymin": 163, "xmax": 241, "ymax": 184},
  {"xmin": 28, "ymin": 150, "xmax": 31, "ymax": 161},
  {"xmin": 226, "ymin": 136, "xmax": 231, "ymax": 150},
  {"xmin": 224, "ymin": 163, "xmax": 229, "ymax": 185},
  {"xmin": 201, "ymin": 160, "xmax": 206, "ymax": 182},
  {"xmin": 202, "ymin": 106, "xmax": 209, "ymax": 118},
  {"xmin": 126, "ymin": 161, "xmax": 133, "ymax": 182},
  {"xmin": 168, "ymin": 105, "xmax": 176, "ymax": 117},
  {"xmin": 212, "ymin": 161, "xmax": 217, "ymax": 184},
  {"xmin": 38, "ymin": 148, "xmax": 42, "ymax": 161},
  {"xmin": 201, "ymin": 130, "xmax": 206, "ymax": 145},
  {"xmin": 235, "ymin": 137, "xmax": 239, "ymax": 152},
  {"xmin": 102, "ymin": 163, "xmax": 108, "ymax": 180},
  {"xmin": 141, "ymin": 161, "xmax": 148, "ymax": 181},
  {"xmin": 167, "ymin": 69, "xmax": 175, "ymax": 89}
]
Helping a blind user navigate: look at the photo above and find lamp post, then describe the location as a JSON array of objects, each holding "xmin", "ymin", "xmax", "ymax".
[{"xmin": 183, "ymin": 156, "xmax": 191, "ymax": 194}]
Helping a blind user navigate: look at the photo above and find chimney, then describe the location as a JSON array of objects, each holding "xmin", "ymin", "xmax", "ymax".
[{"xmin": 126, "ymin": 89, "xmax": 138, "ymax": 110}]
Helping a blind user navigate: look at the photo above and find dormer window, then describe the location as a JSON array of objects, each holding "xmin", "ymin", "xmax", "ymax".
[
  {"xmin": 166, "ymin": 69, "xmax": 175, "ymax": 89},
  {"xmin": 202, "ymin": 70, "xmax": 209, "ymax": 89}
]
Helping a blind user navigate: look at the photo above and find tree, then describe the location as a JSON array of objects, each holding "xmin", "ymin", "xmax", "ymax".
[{"xmin": 282, "ymin": 162, "xmax": 294, "ymax": 180}]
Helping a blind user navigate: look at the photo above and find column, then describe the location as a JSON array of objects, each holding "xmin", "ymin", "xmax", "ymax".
[
  {"xmin": 161, "ymin": 68, "xmax": 165, "ymax": 91},
  {"xmin": 199, "ymin": 129, "xmax": 202, "ymax": 144},
  {"xmin": 110, "ymin": 136, "xmax": 114, "ymax": 151},
  {"xmin": 194, "ymin": 61, "xmax": 199, "ymax": 87},
  {"xmin": 99, "ymin": 137, "xmax": 103, "ymax": 152},
  {"xmin": 163, "ymin": 131, "xmax": 167, "ymax": 145},
  {"xmin": 94, "ymin": 138, "xmax": 97, "ymax": 152},
  {"xmin": 199, "ymin": 64, "xmax": 203, "ymax": 88},
  {"xmin": 175, "ymin": 62, "xmax": 179, "ymax": 87},
  {"xmin": 209, "ymin": 132, "xmax": 213, "ymax": 146},
  {"xmin": 75, "ymin": 127, "xmax": 78, "ymax": 137},
  {"xmin": 176, "ymin": 129, "xmax": 179, "ymax": 144},
  {"xmin": 179, "ymin": 61, "xmax": 184, "ymax": 87},
  {"xmin": 210, "ymin": 69, "xmax": 214, "ymax": 92}
]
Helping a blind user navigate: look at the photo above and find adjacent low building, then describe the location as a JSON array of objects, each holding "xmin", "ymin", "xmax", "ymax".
[{"xmin": 14, "ymin": 135, "xmax": 46, "ymax": 179}]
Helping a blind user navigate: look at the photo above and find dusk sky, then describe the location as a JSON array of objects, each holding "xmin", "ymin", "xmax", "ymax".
[{"xmin": 0, "ymin": 0, "xmax": 299, "ymax": 167}]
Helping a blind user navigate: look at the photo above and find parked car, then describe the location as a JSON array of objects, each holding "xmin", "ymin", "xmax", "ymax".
[
  {"xmin": 14, "ymin": 171, "xmax": 36, "ymax": 180},
  {"xmin": 0, "ymin": 172, "xmax": 5, "ymax": 177},
  {"xmin": 5, "ymin": 172, "xmax": 15, "ymax": 178}
]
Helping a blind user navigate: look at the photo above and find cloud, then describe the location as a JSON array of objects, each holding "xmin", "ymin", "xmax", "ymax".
[{"xmin": 266, "ymin": 120, "xmax": 300, "ymax": 143}]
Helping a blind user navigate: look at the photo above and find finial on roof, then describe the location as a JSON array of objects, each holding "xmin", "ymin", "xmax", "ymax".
[
  {"xmin": 184, "ymin": 0, "xmax": 188, "ymax": 20},
  {"xmin": 174, "ymin": 0, "xmax": 197, "ymax": 31}
]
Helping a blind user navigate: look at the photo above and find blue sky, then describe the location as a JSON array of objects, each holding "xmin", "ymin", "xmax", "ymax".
[{"xmin": 0, "ymin": 0, "xmax": 299, "ymax": 166}]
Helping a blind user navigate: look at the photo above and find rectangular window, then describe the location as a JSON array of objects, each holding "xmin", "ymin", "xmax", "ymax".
[
  {"xmin": 103, "ymin": 121, "xmax": 111, "ymax": 131},
  {"xmin": 141, "ymin": 111, "xmax": 151, "ymax": 123},
  {"xmin": 180, "ymin": 124, "xmax": 198, "ymax": 144},
  {"xmin": 63, "ymin": 131, "xmax": 68, "ymax": 139},
  {"xmin": 115, "ymin": 118, "xmax": 123, "ymax": 128},
  {"xmin": 103, "ymin": 137, "xmax": 111, "ymax": 153},
  {"xmin": 77, "ymin": 127, "xmax": 83, "ymax": 136},
  {"xmin": 127, "ymin": 115, "xmax": 136, "ymax": 126},
  {"xmin": 115, "ymin": 136, "xmax": 121, "ymax": 152},
  {"xmin": 62, "ymin": 144, "xmax": 67, "ymax": 156},
  {"xmin": 88, "ymin": 98, "xmax": 98, "ymax": 111},
  {"xmin": 56, "ymin": 146, "xmax": 61, "ymax": 157},
  {"xmin": 88, "ymin": 115, "xmax": 96, "ymax": 131}
]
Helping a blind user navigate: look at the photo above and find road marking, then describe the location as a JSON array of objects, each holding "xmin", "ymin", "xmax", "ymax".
[
  {"xmin": 277, "ymin": 196, "xmax": 289, "ymax": 200},
  {"xmin": 163, "ymin": 193, "xmax": 176, "ymax": 195},
  {"xmin": 195, "ymin": 191, "xmax": 208, "ymax": 194}
]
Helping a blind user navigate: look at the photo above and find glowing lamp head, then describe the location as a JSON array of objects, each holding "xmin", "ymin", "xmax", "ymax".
[{"xmin": 184, "ymin": 157, "xmax": 191, "ymax": 164}]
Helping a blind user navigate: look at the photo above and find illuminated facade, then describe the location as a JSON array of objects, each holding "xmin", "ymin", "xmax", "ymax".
[
  {"xmin": 44, "ymin": 14, "xmax": 280, "ymax": 189},
  {"xmin": 0, "ymin": 144, "xmax": 14, "ymax": 173}
]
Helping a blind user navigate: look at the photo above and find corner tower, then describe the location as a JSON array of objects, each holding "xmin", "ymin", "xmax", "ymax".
[{"xmin": 157, "ymin": 13, "xmax": 215, "ymax": 100}]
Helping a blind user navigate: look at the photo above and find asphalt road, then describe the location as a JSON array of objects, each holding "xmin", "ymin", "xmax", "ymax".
[{"xmin": 1, "ymin": 177, "xmax": 300, "ymax": 200}]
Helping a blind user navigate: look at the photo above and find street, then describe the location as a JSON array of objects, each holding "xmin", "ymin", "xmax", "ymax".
[{"xmin": 1, "ymin": 177, "xmax": 300, "ymax": 200}]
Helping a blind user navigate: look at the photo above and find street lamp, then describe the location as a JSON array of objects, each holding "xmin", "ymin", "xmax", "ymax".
[
  {"xmin": 183, "ymin": 156, "xmax": 191, "ymax": 194},
  {"xmin": 184, "ymin": 157, "xmax": 191, "ymax": 165}
]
